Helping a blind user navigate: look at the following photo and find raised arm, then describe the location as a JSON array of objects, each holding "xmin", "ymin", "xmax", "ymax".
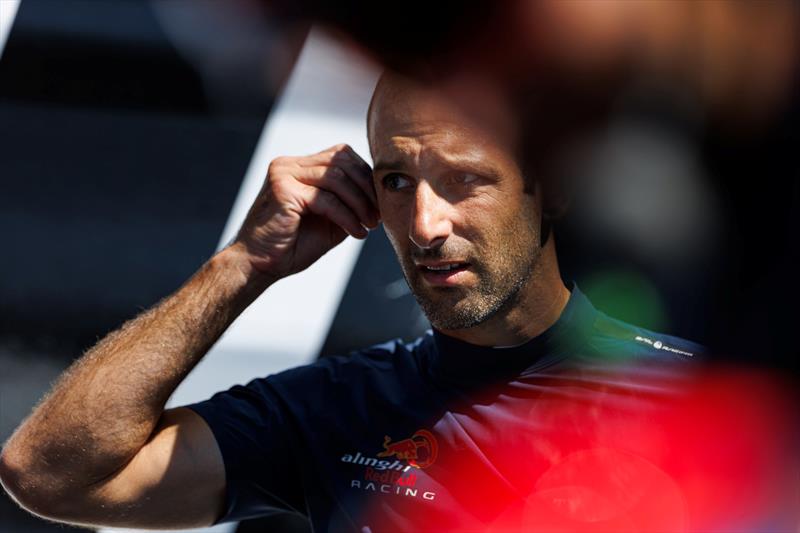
[{"xmin": 0, "ymin": 144, "xmax": 378, "ymax": 529}]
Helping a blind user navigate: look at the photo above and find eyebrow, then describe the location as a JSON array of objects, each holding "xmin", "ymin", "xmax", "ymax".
[
  {"xmin": 372, "ymin": 156, "xmax": 492, "ymax": 172},
  {"xmin": 372, "ymin": 159, "xmax": 408, "ymax": 174}
]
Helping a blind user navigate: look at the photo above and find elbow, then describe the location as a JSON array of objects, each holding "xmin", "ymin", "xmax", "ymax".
[
  {"xmin": 0, "ymin": 445, "xmax": 26, "ymax": 502},
  {"xmin": 0, "ymin": 446, "xmax": 30, "ymax": 509},
  {"xmin": 0, "ymin": 445, "xmax": 67, "ymax": 520},
  {"xmin": 0, "ymin": 445, "xmax": 41, "ymax": 514}
]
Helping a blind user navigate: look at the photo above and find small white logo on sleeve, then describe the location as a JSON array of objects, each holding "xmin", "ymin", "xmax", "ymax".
[{"xmin": 635, "ymin": 336, "xmax": 693, "ymax": 357}]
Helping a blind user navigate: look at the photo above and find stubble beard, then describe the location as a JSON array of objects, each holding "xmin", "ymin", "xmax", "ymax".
[{"xmin": 403, "ymin": 233, "xmax": 541, "ymax": 331}]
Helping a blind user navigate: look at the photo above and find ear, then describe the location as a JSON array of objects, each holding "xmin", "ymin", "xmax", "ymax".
[
  {"xmin": 541, "ymin": 172, "xmax": 573, "ymax": 222},
  {"xmin": 524, "ymin": 173, "xmax": 570, "ymax": 248},
  {"xmin": 520, "ymin": 170, "xmax": 571, "ymax": 221}
]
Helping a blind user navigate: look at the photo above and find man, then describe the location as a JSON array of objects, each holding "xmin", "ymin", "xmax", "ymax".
[{"xmin": 0, "ymin": 73, "xmax": 702, "ymax": 531}]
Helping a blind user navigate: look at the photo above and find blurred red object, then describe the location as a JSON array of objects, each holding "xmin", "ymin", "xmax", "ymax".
[{"xmin": 360, "ymin": 364, "xmax": 798, "ymax": 532}]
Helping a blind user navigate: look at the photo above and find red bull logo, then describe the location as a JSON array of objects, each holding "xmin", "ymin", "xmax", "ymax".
[{"xmin": 377, "ymin": 429, "xmax": 438, "ymax": 469}]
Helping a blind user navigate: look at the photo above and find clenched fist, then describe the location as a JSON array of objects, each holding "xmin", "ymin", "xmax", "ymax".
[{"xmin": 228, "ymin": 144, "xmax": 379, "ymax": 283}]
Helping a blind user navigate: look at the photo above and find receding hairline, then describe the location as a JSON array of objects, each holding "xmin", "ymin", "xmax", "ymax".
[
  {"xmin": 366, "ymin": 71, "xmax": 435, "ymax": 147},
  {"xmin": 366, "ymin": 71, "xmax": 524, "ymax": 172}
]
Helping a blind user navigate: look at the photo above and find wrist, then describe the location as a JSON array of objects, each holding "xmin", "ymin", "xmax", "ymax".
[{"xmin": 211, "ymin": 242, "xmax": 277, "ymax": 298}]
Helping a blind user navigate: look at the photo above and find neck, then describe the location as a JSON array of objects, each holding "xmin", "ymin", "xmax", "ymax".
[{"xmin": 437, "ymin": 237, "xmax": 570, "ymax": 347}]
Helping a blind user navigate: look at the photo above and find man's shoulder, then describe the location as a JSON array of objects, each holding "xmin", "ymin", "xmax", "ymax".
[{"xmin": 585, "ymin": 310, "xmax": 705, "ymax": 364}]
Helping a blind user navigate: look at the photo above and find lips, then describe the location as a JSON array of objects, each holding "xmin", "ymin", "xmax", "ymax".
[
  {"xmin": 416, "ymin": 262, "xmax": 472, "ymax": 286},
  {"xmin": 418, "ymin": 262, "xmax": 470, "ymax": 273}
]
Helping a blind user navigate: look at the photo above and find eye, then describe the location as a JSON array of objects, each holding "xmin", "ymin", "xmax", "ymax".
[
  {"xmin": 451, "ymin": 173, "xmax": 480, "ymax": 187},
  {"xmin": 382, "ymin": 173, "xmax": 413, "ymax": 191}
]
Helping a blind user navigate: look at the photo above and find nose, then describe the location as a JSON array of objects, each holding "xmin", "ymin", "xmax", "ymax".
[{"xmin": 409, "ymin": 180, "xmax": 452, "ymax": 249}]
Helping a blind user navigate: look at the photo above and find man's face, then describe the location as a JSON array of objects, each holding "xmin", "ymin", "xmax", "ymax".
[{"xmin": 369, "ymin": 81, "xmax": 544, "ymax": 331}]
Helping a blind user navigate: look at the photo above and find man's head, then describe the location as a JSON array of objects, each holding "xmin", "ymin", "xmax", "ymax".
[{"xmin": 367, "ymin": 72, "xmax": 550, "ymax": 333}]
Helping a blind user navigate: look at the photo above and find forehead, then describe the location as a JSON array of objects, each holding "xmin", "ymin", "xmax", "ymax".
[
  {"xmin": 368, "ymin": 80, "xmax": 518, "ymax": 171},
  {"xmin": 375, "ymin": 126, "xmax": 510, "ymax": 178}
]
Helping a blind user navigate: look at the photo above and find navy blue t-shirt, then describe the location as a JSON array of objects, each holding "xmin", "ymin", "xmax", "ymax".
[{"xmin": 184, "ymin": 285, "xmax": 703, "ymax": 531}]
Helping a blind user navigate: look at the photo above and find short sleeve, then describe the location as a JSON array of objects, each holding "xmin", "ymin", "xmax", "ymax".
[{"xmin": 182, "ymin": 375, "xmax": 307, "ymax": 524}]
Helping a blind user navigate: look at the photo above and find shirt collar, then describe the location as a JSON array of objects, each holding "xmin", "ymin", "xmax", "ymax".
[{"xmin": 428, "ymin": 282, "xmax": 597, "ymax": 384}]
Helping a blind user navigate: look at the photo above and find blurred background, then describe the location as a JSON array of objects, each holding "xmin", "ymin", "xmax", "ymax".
[{"xmin": 0, "ymin": 1, "xmax": 797, "ymax": 532}]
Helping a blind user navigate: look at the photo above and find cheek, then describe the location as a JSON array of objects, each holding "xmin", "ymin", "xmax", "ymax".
[
  {"xmin": 378, "ymin": 196, "xmax": 409, "ymax": 234},
  {"xmin": 383, "ymin": 226, "xmax": 404, "ymax": 257},
  {"xmin": 379, "ymin": 207, "xmax": 409, "ymax": 253},
  {"xmin": 461, "ymin": 195, "xmax": 538, "ymax": 251},
  {"xmin": 455, "ymin": 194, "xmax": 507, "ymax": 235}
]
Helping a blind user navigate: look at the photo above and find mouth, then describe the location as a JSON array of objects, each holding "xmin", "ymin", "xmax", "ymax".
[{"xmin": 416, "ymin": 261, "xmax": 472, "ymax": 286}]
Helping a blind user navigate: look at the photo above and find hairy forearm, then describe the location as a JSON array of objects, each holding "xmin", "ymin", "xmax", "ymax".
[{"xmin": 1, "ymin": 244, "xmax": 270, "ymax": 495}]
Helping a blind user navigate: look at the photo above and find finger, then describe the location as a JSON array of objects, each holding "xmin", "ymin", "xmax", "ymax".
[
  {"xmin": 342, "ymin": 144, "xmax": 373, "ymax": 175},
  {"xmin": 299, "ymin": 148, "xmax": 378, "ymax": 209},
  {"xmin": 302, "ymin": 144, "xmax": 353, "ymax": 164},
  {"xmin": 303, "ymin": 144, "xmax": 372, "ymax": 175},
  {"xmin": 304, "ymin": 212, "xmax": 349, "ymax": 250},
  {"xmin": 331, "ymin": 150, "xmax": 378, "ymax": 208},
  {"xmin": 297, "ymin": 146, "xmax": 359, "ymax": 170},
  {"xmin": 327, "ymin": 222, "xmax": 349, "ymax": 247},
  {"xmin": 295, "ymin": 166, "xmax": 379, "ymax": 228},
  {"xmin": 298, "ymin": 183, "xmax": 368, "ymax": 239}
]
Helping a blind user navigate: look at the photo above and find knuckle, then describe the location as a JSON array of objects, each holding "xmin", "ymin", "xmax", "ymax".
[
  {"xmin": 327, "ymin": 166, "xmax": 344, "ymax": 178},
  {"xmin": 318, "ymin": 189, "xmax": 336, "ymax": 207},
  {"xmin": 270, "ymin": 156, "xmax": 289, "ymax": 168},
  {"xmin": 325, "ymin": 144, "xmax": 351, "ymax": 160},
  {"xmin": 330, "ymin": 150, "xmax": 350, "ymax": 164},
  {"xmin": 267, "ymin": 175, "xmax": 295, "ymax": 200},
  {"xmin": 267, "ymin": 172, "xmax": 285, "ymax": 190},
  {"xmin": 267, "ymin": 162, "xmax": 287, "ymax": 180}
]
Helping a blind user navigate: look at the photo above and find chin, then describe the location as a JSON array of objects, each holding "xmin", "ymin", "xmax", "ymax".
[
  {"xmin": 420, "ymin": 298, "xmax": 491, "ymax": 331},
  {"xmin": 428, "ymin": 313, "xmax": 488, "ymax": 332}
]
